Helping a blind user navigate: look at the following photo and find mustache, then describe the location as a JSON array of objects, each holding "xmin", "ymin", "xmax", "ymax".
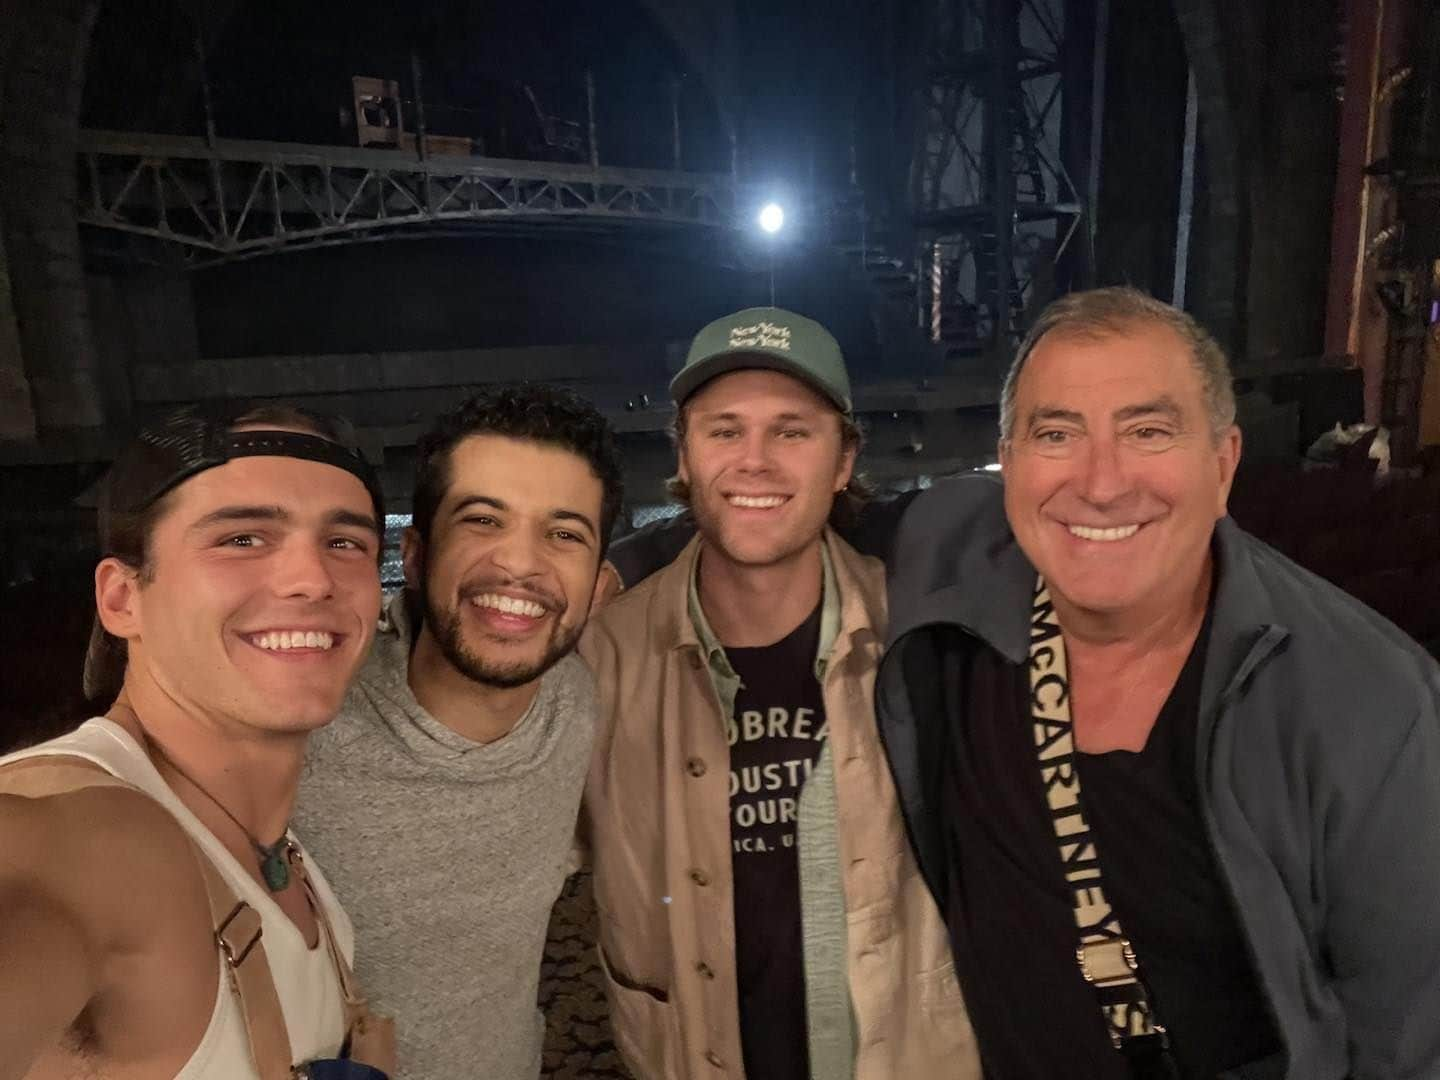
[{"xmin": 457, "ymin": 578, "xmax": 565, "ymax": 614}]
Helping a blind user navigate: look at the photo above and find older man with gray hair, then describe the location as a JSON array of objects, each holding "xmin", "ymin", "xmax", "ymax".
[{"xmin": 876, "ymin": 286, "xmax": 1440, "ymax": 1079}]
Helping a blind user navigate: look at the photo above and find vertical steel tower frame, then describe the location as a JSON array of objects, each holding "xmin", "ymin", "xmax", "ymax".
[{"xmin": 912, "ymin": 0, "xmax": 1089, "ymax": 363}]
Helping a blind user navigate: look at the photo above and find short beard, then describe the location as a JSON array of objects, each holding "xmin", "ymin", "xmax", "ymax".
[
  {"xmin": 421, "ymin": 588, "xmax": 582, "ymax": 689},
  {"xmin": 690, "ymin": 491, "xmax": 817, "ymax": 569}
]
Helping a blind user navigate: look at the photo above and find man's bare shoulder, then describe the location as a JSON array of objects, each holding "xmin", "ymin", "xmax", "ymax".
[{"xmin": 1, "ymin": 784, "xmax": 209, "ymax": 945}]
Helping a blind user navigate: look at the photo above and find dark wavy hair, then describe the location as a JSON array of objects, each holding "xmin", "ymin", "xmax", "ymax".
[{"xmin": 411, "ymin": 383, "xmax": 624, "ymax": 557}]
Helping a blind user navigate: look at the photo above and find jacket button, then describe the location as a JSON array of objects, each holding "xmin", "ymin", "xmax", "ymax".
[
  {"xmin": 705, "ymin": 1050, "xmax": 725, "ymax": 1069},
  {"xmin": 686, "ymin": 757, "xmax": 707, "ymax": 778},
  {"xmin": 689, "ymin": 868, "xmax": 711, "ymax": 887},
  {"xmin": 696, "ymin": 961, "xmax": 715, "ymax": 979}
]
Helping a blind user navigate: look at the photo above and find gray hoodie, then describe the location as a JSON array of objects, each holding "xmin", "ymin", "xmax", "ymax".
[{"xmin": 294, "ymin": 593, "xmax": 597, "ymax": 1080}]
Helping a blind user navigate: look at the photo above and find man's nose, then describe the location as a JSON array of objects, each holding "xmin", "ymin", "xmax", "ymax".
[
  {"xmin": 489, "ymin": 529, "xmax": 545, "ymax": 579},
  {"xmin": 735, "ymin": 429, "xmax": 774, "ymax": 472},
  {"xmin": 272, "ymin": 538, "xmax": 336, "ymax": 601},
  {"xmin": 1077, "ymin": 436, "xmax": 1129, "ymax": 505}
]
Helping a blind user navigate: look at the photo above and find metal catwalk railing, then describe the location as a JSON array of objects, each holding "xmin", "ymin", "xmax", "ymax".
[{"xmin": 77, "ymin": 129, "xmax": 762, "ymax": 261}]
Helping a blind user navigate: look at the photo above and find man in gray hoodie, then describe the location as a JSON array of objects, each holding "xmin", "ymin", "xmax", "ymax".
[{"xmin": 294, "ymin": 384, "xmax": 623, "ymax": 1080}]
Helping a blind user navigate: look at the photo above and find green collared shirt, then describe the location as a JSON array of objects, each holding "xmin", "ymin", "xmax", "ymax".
[
  {"xmin": 687, "ymin": 539, "xmax": 856, "ymax": 1077},
  {"xmin": 686, "ymin": 539, "xmax": 843, "ymax": 720}
]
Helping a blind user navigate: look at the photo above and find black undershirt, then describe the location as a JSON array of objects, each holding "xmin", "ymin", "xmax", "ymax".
[
  {"xmin": 940, "ymin": 611, "xmax": 1282, "ymax": 1079},
  {"xmin": 726, "ymin": 602, "xmax": 827, "ymax": 1080}
]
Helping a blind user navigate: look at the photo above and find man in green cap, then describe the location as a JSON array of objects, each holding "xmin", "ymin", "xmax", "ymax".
[{"xmin": 579, "ymin": 308, "xmax": 979, "ymax": 1079}]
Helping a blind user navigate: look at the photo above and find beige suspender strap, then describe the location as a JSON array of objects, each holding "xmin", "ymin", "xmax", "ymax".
[
  {"xmin": 0, "ymin": 756, "xmax": 295, "ymax": 1079},
  {"xmin": 0, "ymin": 757, "xmax": 129, "ymax": 799},
  {"xmin": 192, "ymin": 845, "xmax": 296, "ymax": 1079},
  {"xmin": 1028, "ymin": 580, "xmax": 1170, "ymax": 1052}
]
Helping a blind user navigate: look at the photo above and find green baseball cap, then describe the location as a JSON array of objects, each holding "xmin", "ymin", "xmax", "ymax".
[{"xmin": 670, "ymin": 307, "xmax": 852, "ymax": 415}]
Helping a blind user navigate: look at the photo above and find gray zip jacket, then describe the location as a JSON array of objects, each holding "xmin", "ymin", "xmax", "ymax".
[{"xmin": 874, "ymin": 476, "xmax": 1440, "ymax": 1080}]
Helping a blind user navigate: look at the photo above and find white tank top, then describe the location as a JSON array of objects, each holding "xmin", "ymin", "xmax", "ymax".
[{"xmin": 1, "ymin": 718, "xmax": 351, "ymax": 1078}]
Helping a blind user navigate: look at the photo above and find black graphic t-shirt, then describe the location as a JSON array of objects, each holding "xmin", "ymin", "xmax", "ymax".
[
  {"xmin": 937, "ymin": 609, "xmax": 1282, "ymax": 1079},
  {"xmin": 725, "ymin": 601, "xmax": 827, "ymax": 1080}
]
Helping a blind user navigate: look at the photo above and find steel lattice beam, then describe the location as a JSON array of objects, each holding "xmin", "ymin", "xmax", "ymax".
[{"xmin": 77, "ymin": 130, "xmax": 764, "ymax": 262}]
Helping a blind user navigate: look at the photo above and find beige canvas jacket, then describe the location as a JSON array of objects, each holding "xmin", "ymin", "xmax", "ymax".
[{"xmin": 580, "ymin": 530, "xmax": 980, "ymax": 1080}]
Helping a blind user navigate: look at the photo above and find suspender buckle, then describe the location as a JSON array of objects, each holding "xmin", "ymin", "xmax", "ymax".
[
  {"xmin": 217, "ymin": 900, "xmax": 264, "ymax": 968},
  {"xmin": 1076, "ymin": 937, "xmax": 1139, "ymax": 986}
]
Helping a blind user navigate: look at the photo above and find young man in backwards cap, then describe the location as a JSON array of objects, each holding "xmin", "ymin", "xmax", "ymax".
[{"xmin": 0, "ymin": 404, "xmax": 387, "ymax": 1078}]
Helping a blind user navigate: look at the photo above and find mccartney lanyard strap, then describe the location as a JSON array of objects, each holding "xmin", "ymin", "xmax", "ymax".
[{"xmin": 1029, "ymin": 577, "xmax": 1175, "ymax": 1062}]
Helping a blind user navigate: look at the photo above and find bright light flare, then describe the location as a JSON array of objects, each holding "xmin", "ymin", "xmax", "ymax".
[{"xmin": 757, "ymin": 203, "xmax": 785, "ymax": 234}]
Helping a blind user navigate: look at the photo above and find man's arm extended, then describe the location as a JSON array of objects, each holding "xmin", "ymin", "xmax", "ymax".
[
  {"xmin": 0, "ymin": 815, "xmax": 97, "ymax": 1078},
  {"xmin": 606, "ymin": 489, "xmax": 924, "ymax": 589},
  {"xmin": 0, "ymin": 788, "xmax": 205, "ymax": 1079}
]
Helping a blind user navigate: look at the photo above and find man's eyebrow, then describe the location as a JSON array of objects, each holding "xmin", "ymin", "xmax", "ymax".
[
  {"xmin": 452, "ymin": 495, "xmax": 597, "ymax": 539},
  {"xmin": 552, "ymin": 509, "xmax": 598, "ymax": 539},
  {"xmin": 187, "ymin": 505, "xmax": 379, "ymax": 535},
  {"xmin": 450, "ymin": 494, "xmax": 507, "ymax": 517},
  {"xmin": 693, "ymin": 408, "xmax": 821, "ymax": 423},
  {"xmin": 1114, "ymin": 396, "xmax": 1184, "ymax": 424},
  {"xmin": 326, "ymin": 508, "xmax": 381, "ymax": 535},
  {"xmin": 186, "ymin": 505, "xmax": 290, "ymax": 533},
  {"xmin": 1025, "ymin": 406, "xmax": 1085, "ymax": 431}
]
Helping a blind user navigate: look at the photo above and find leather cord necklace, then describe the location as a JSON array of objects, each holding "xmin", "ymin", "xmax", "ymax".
[{"xmin": 139, "ymin": 726, "xmax": 295, "ymax": 892}]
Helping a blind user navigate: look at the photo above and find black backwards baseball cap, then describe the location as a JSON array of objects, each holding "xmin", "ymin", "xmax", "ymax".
[{"xmin": 84, "ymin": 403, "xmax": 385, "ymax": 701}]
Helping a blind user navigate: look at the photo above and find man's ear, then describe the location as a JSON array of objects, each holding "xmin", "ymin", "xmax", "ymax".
[
  {"xmin": 1215, "ymin": 424, "xmax": 1243, "ymax": 517},
  {"xmin": 833, "ymin": 442, "xmax": 857, "ymax": 494},
  {"xmin": 676, "ymin": 443, "xmax": 691, "ymax": 489},
  {"xmin": 401, "ymin": 527, "xmax": 424, "ymax": 592},
  {"xmin": 591, "ymin": 561, "xmax": 623, "ymax": 614},
  {"xmin": 997, "ymin": 436, "xmax": 1012, "ymax": 469},
  {"xmin": 96, "ymin": 558, "xmax": 143, "ymax": 640}
]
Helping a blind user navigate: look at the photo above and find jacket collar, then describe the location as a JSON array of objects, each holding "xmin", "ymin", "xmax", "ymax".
[
  {"xmin": 651, "ymin": 528, "xmax": 885, "ymax": 668},
  {"xmin": 884, "ymin": 477, "xmax": 1291, "ymax": 704},
  {"xmin": 650, "ymin": 533, "xmax": 705, "ymax": 655},
  {"xmin": 883, "ymin": 478, "xmax": 1034, "ymax": 664},
  {"xmin": 687, "ymin": 542, "xmax": 845, "ymax": 682},
  {"xmin": 1200, "ymin": 517, "xmax": 1292, "ymax": 712}
]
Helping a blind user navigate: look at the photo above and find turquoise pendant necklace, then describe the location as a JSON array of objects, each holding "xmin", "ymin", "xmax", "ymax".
[
  {"xmin": 143, "ymin": 731, "xmax": 294, "ymax": 892},
  {"xmin": 255, "ymin": 836, "xmax": 294, "ymax": 892}
]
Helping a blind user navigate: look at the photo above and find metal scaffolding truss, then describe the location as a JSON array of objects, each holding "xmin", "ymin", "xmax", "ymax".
[
  {"xmin": 76, "ymin": 130, "xmax": 755, "ymax": 263},
  {"xmin": 914, "ymin": 0, "xmax": 1085, "ymax": 358}
]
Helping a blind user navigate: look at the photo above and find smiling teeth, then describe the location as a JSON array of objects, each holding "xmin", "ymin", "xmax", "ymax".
[
  {"xmin": 253, "ymin": 630, "xmax": 334, "ymax": 651},
  {"xmin": 1068, "ymin": 524, "xmax": 1141, "ymax": 542},
  {"xmin": 728, "ymin": 495, "xmax": 786, "ymax": 508},
  {"xmin": 472, "ymin": 593, "xmax": 547, "ymax": 618}
]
